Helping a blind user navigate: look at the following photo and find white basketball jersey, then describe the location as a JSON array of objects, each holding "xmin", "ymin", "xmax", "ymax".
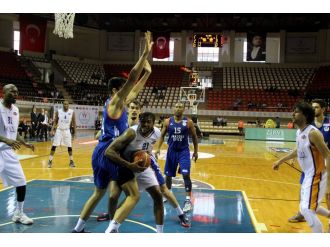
[
  {"xmin": 57, "ymin": 108, "xmax": 73, "ymax": 130},
  {"xmin": 122, "ymin": 125, "xmax": 161, "ymax": 160},
  {"xmin": 0, "ymin": 102, "xmax": 19, "ymax": 151},
  {"xmin": 296, "ymin": 125, "xmax": 326, "ymax": 178}
]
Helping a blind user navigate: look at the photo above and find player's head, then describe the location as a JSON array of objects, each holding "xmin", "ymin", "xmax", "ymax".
[
  {"xmin": 3, "ymin": 84, "xmax": 18, "ymax": 105},
  {"xmin": 107, "ymin": 77, "xmax": 126, "ymax": 95},
  {"xmin": 311, "ymin": 99, "xmax": 326, "ymax": 118},
  {"xmin": 174, "ymin": 102, "xmax": 185, "ymax": 117},
  {"xmin": 139, "ymin": 112, "xmax": 155, "ymax": 135},
  {"xmin": 293, "ymin": 102, "xmax": 315, "ymax": 126},
  {"xmin": 63, "ymin": 100, "xmax": 69, "ymax": 111},
  {"xmin": 127, "ymin": 100, "xmax": 142, "ymax": 122}
]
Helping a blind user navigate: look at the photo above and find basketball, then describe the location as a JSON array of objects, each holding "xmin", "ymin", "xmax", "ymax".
[{"xmin": 132, "ymin": 150, "xmax": 151, "ymax": 168}]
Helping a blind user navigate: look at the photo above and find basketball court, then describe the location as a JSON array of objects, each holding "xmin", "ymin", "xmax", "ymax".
[{"xmin": 1, "ymin": 132, "xmax": 328, "ymax": 233}]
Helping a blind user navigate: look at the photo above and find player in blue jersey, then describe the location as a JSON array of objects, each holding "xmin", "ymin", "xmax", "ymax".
[
  {"xmin": 288, "ymin": 99, "xmax": 330, "ymax": 231},
  {"xmin": 97, "ymin": 103, "xmax": 190, "ymax": 229},
  {"xmin": 72, "ymin": 31, "xmax": 153, "ymax": 233},
  {"xmin": 156, "ymin": 102, "xmax": 199, "ymax": 213}
]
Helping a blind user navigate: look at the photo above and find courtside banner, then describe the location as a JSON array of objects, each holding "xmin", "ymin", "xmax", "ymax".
[{"xmin": 53, "ymin": 104, "xmax": 99, "ymax": 129}]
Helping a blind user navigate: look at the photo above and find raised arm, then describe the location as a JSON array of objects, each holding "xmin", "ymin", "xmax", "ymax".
[
  {"xmin": 125, "ymin": 60, "xmax": 152, "ymax": 105},
  {"xmin": 107, "ymin": 31, "xmax": 153, "ymax": 118}
]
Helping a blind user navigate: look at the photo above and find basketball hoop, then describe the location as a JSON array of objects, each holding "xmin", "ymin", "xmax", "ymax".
[{"xmin": 53, "ymin": 13, "xmax": 75, "ymax": 39}]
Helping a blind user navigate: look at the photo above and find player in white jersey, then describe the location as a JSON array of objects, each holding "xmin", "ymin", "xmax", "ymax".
[
  {"xmin": 48, "ymin": 100, "xmax": 76, "ymax": 168},
  {"xmin": 97, "ymin": 101, "xmax": 190, "ymax": 227},
  {"xmin": 0, "ymin": 84, "xmax": 34, "ymax": 225},
  {"xmin": 273, "ymin": 102, "xmax": 330, "ymax": 232}
]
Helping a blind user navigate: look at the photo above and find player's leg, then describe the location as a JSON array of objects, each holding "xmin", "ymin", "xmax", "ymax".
[
  {"xmin": 164, "ymin": 149, "xmax": 178, "ymax": 191},
  {"xmin": 0, "ymin": 150, "xmax": 33, "ymax": 225},
  {"xmin": 315, "ymin": 172, "xmax": 330, "ymax": 232},
  {"xmin": 160, "ymin": 184, "xmax": 191, "ymax": 227},
  {"xmin": 97, "ymin": 181, "xmax": 122, "ymax": 222},
  {"xmin": 64, "ymin": 129, "xmax": 75, "ymax": 167},
  {"xmin": 73, "ymin": 187, "xmax": 107, "ymax": 232},
  {"xmin": 178, "ymin": 148, "xmax": 193, "ymax": 212},
  {"xmin": 150, "ymin": 156, "xmax": 190, "ymax": 227},
  {"xmin": 137, "ymin": 166, "xmax": 164, "ymax": 232},
  {"xmin": 73, "ymin": 153, "xmax": 111, "ymax": 232},
  {"xmin": 48, "ymin": 129, "xmax": 61, "ymax": 167},
  {"xmin": 288, "ymin": 172, "xmax": 306, "ymax": 223},
  {"xmin": 300, "ymin": 176, "xmax": 323, "ymax": 233},
  {"xmin": 105, "ymin": 167, "xmax": 139, "ymax": 233},
  {"xmin": 146, "ymin": 185, "xmax": 164, "ymax": 233}
]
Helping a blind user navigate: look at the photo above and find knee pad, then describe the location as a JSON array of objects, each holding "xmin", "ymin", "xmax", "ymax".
[
  {"xmin": 68, "ymin": 147, "xmax": 72, "ymax": 152},
  {"xmin": 182, "ymin": 174, "xmax": 192, "ymax": 193},
  {"xmin": 51, "ymin": 146, "xmax": 56, "ymax": 151}
]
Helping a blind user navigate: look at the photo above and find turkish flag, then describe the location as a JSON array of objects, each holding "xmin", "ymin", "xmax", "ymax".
[
  {"xmin": 152, "ymin": 32, "xmax": 170, "ymax": 59},
  {"xmin": 20, "ymin": 16, "xmax": 47, "ymax": 53}
]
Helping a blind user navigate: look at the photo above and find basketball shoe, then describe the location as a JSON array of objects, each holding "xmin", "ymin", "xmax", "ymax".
[
  {"xmin": 288, "ymin": 212, "xmax": 305, "ymax": 223},
  {"xmin": 179, "ymin": 213, "xmax": 191, "ymax": 228},
  {"xmin": 183, "ymin": 199, "xmax": 193, "ymax": 213},
  {"xmin": 12, "ymin": 211, "xmax": 34, "ymax": 225}
]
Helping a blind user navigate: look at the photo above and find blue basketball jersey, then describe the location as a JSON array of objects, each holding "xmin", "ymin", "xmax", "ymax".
[
  {"xmin": 312, "ymin": 116, "xmax": 330, "ymax": 149},
  {"xmin": 167, "ymin": 116, "xmax": 189, "ymax": 151},
  {"xmin": 99, "ymin": 97, "xmax": 128, "ymax": 143}
]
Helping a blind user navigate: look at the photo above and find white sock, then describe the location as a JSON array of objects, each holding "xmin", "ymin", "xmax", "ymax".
[
  {"xmin": 105, "ymin": 220, "xmax": 121, "ymax": 233},
  {"xmin": 69, "ymin": 155, "xmax": 73, "ymax": 161},
  {"xmin": 176, "ymin": 206, "xmax": 184, "ymax": 216},
  {"xmin": 156, "ymin": 224, "xmax": 164, "ymax": 233},
  {"xmin": 49, "ymin": 155, "xmax": 53, "ymax": 161},
  {"xmin": 17, "ymin": 201, "xmax": 24, "ymax": 213},
  {"xmin": 186, "ymin": 196, "xmax": 191, "ymax": 200},
  {"xmin": 316, "ymin": 207, "xmax": 330, "ymax": 218},
  {"xmin": 74, "ymin": 218, "xmax": 86, "ymax": 232}
]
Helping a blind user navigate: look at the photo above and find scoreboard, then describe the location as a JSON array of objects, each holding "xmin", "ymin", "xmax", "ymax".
[{"xmin": 193, "ymin": 34, "xmax": 222, "ymax": 48}]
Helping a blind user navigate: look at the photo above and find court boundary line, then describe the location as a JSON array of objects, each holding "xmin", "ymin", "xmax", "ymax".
[
  {"xmin": 241, "ymin": 191, "xmax": 266, "ymax": 233},
  {"xmin": 0, "ymin": 215, "xmax": 157, "ymax": 232}
]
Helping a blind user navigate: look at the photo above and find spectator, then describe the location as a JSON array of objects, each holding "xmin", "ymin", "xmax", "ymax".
[
  {"xmin": 30, "ymin": 105, "xmax": 38, "ymax": 139},
  {"xmin": 238, "ymin": 120, "xmax": 244, "ymax": 136},
  {"xmin": 275, "ymin": 117, "xmax": 281, "ymax": 128},
  {"xmin": 18, "ymin": 118, "xmax": 29, "ymax": 139}
]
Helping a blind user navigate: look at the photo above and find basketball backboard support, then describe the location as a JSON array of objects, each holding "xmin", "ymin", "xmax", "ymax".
[{"xmin": 180, "ymin": 87, "xmax": 205, "ymax": 106}]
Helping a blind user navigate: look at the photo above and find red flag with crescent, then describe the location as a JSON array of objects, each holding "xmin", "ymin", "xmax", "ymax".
[
  {"xmin": 20, "ymin": 16, "xmax": 47, "ymax": 53},
  {"xmin": 152, "ymin": 32, "xmax": 170, "ymax": 59}
]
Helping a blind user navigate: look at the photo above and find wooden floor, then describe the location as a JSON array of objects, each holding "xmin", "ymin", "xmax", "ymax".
[{"xmin": 1, "ymin": 130, "xmax": 329, "ymax": 233}]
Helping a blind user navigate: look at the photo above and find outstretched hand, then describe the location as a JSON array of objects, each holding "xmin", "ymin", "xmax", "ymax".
[{"xmin": 143, "ymin": 31, "xmax": 153, "ymax": 55}]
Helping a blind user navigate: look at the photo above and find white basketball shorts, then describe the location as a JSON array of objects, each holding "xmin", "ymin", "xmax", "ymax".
[
  {"xmin": 53, "ymin": 129, "xmax": 72, "ymax": 147},
  {"xmin": 135, "ymin": 167, "xmax": 159, "ymax": 192},
  {"xmin": 0, "ymin": 149, "xmax": 26, "ymax": 187}
]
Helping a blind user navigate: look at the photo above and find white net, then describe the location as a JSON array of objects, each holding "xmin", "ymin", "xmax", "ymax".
[{"xmin": 53, "ymin": 13, "xmax": 75, "ymax": 39}]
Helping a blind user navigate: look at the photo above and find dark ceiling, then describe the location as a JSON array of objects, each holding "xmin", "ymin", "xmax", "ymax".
[{"xmin": 33, "ymin": 13, "xmax": 330, "ymax": 32}]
